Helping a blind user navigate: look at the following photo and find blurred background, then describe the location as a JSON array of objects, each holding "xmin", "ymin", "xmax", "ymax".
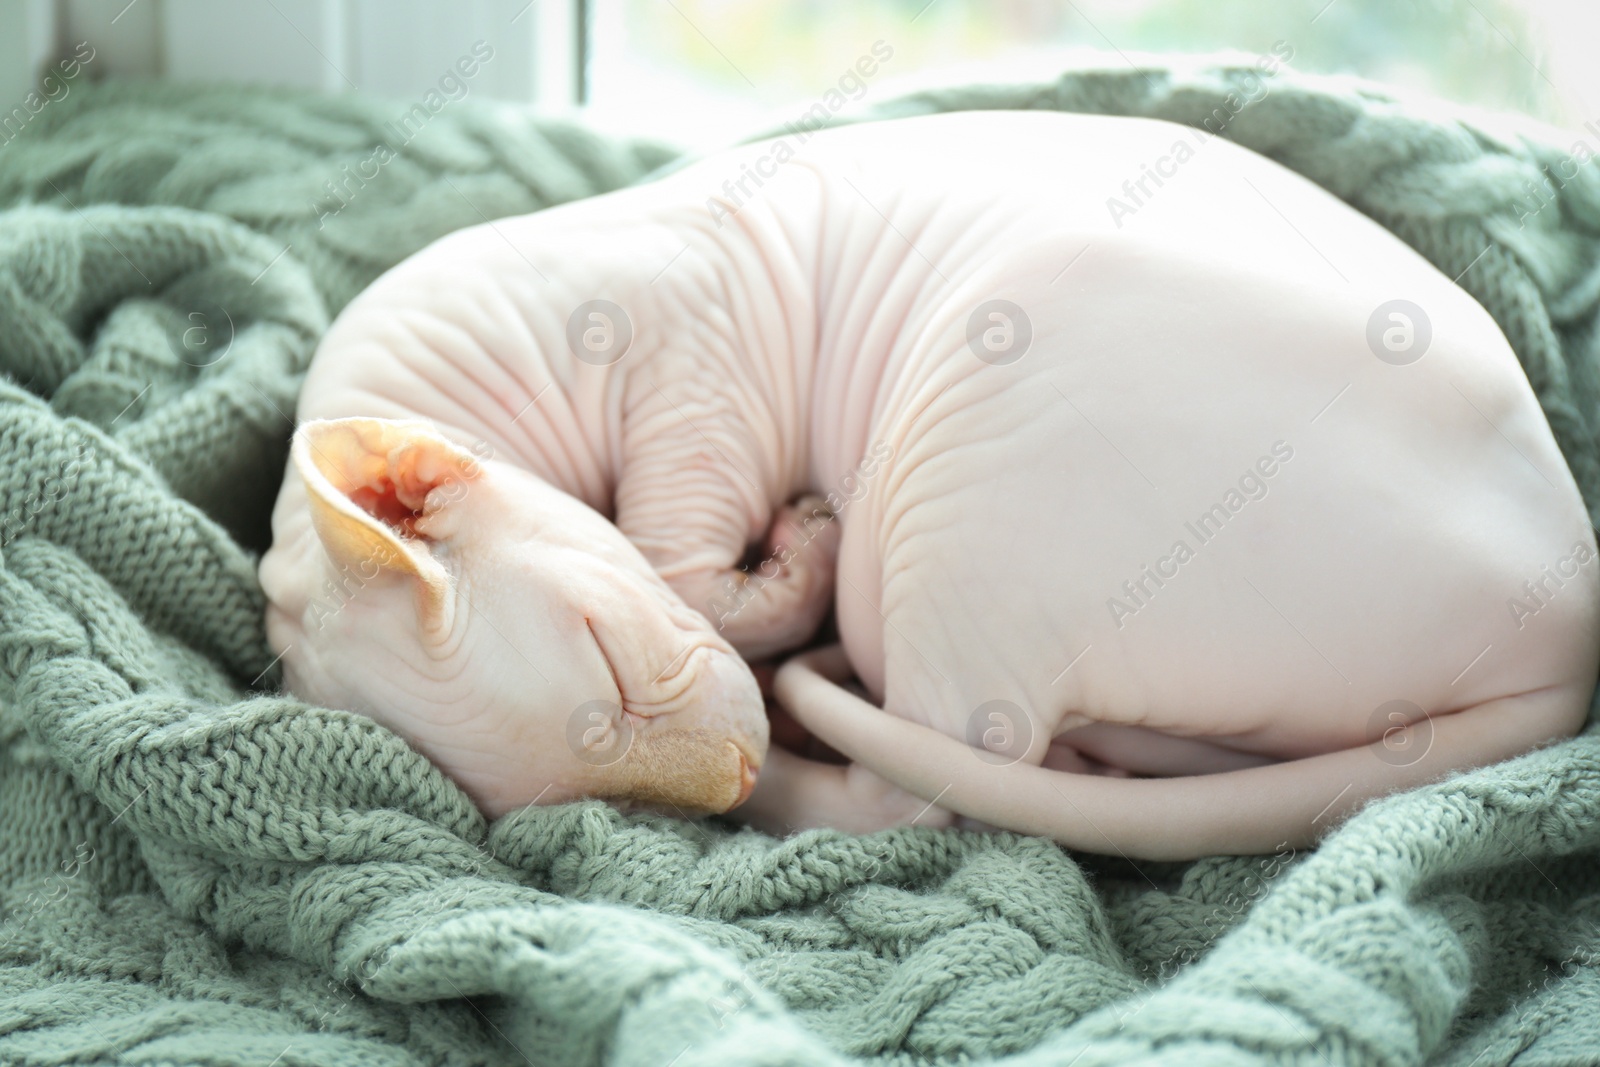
[{"xmin": 2, "ymin": 0, "xmax": 1594, "ymax": 150}]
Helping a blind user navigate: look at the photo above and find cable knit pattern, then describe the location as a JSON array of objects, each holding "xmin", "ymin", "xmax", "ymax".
[{"xmin": 1, "ymin": 59, "xmax": 1599, "ymax": 1065}]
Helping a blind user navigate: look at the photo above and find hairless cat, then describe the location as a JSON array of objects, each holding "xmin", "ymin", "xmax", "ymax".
[{"xmin": 259, "ymin": 110, "xmax": 1600, "ymax": 860}]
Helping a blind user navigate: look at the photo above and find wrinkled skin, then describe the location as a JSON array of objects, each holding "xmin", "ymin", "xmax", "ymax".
[
  {"xmin": 261, "ymin": 111, "xmax": 1600, "ymax": 858},
  {"xmin": 260, "ymin": 418, "xmax": 764, "ymax": 817}
]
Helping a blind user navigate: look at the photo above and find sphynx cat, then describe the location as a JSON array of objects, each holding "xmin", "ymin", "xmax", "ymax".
[{"xmin": 259, "ymin": 110, "xmax": 1600, "ymax": 860}]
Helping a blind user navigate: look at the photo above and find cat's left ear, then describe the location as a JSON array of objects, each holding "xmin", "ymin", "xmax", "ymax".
[{"xmin": 292, "ymin": 417, "xmax": 482, "ymax": 631}]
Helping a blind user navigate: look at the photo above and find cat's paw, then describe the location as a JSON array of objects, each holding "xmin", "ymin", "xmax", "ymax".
[
  {"xmin": 681, "ymin": 495, "xmax": 840, "ymax": 661},
  {"xmin": 838, "ymin": 762, "xmax": 957, "ymax": 832},
  {"xmin": 733, "ymin": 747, "xmax": 955, "ymax": 836}
]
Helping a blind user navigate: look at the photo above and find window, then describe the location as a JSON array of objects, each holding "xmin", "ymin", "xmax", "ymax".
[
  {"xmin": 9, "ymin": 0, "xmax": 1586, "ymax": 152},
  {"xmin": 582, "ymin": 0, "xmax": 1594, "ymax": 149}
]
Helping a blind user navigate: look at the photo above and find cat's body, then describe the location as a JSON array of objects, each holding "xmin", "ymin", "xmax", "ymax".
[{"xmin": 262, "ymin": 110, "xmax": 1599, "ymax": 858}]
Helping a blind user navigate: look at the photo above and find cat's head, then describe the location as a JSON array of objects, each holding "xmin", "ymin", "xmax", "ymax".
[{"xmin": 260, "ymin": 417, "xmax": 766, "ymax": 819}]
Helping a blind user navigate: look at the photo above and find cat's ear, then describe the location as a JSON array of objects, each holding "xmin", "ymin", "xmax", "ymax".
[{"xmin": 292, "ymin": 418, "xmax": 482, "ymax": 631}]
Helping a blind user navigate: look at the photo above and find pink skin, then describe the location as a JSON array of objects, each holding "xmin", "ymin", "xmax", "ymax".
[
  {"xmin": 261, "ymin": 110, "xmax": 1599, "ymax": 858},
  {"xmin": 260, "ymin": 418, "xmax": 764, "ymax": 817}
]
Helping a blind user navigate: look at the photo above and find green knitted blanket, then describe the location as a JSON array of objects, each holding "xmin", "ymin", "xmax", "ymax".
[{"xmin": 3, "ymin": 56, "xmax": 1599, "ymax": 1067}]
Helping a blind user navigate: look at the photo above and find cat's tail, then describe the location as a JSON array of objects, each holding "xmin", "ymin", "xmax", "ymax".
[{"xmin": 773, "ymin": 644, "xmax": 1587, "ymax": 861}]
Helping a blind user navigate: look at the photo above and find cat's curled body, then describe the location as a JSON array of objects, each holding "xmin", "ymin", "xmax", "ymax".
[{"xmin": 261, "ymin": 110, "xmax": 1600, "ymax": 859}]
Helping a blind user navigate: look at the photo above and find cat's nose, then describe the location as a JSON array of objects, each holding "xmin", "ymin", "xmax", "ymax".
[
  {"xmin": 677, "ymin": 646, "xmax": 765, "ymax": 811},
  {"xmin": 732, "ymin": 747, "xmax": 758, "ymax": 808},
  {"xmin": 697, "ymin": 646, "xmax": 769, "ymax": 762}
]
